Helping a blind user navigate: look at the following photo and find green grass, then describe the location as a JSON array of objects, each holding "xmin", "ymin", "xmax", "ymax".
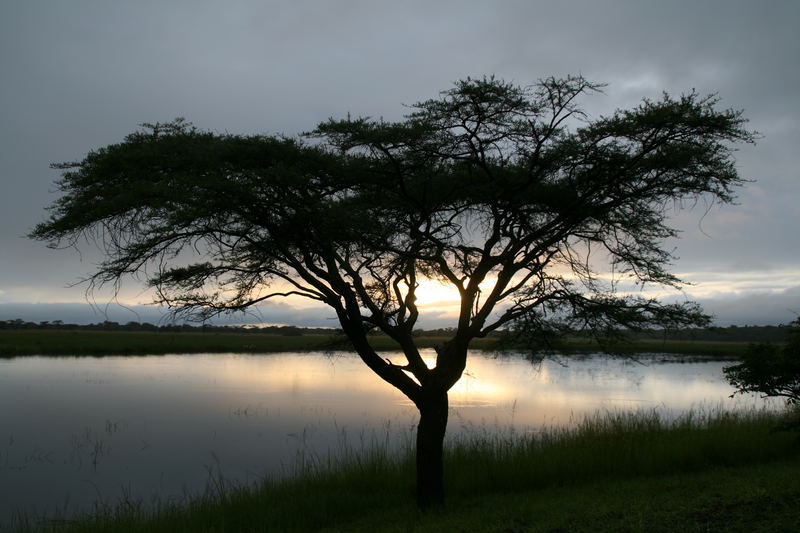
[
  {"xmin": 0, "ymin": 330, "xmax": 500, "ymax": 356},
  {"xmin": 0, "ymin": 329, "xmax": 748, "ymax": 357},
  {"xmin": 557, "ymin": 337, "xmax": 752, "ymax": 358},
  {"xmin": 11, "ymin": 407, "xmax": 800, "ymax": 532},
  {"xmin": 0, "ymin": 329, "xmax": 336, "ymax": 356}
]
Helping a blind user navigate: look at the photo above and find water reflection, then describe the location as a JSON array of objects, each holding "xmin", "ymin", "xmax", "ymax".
[{"xmin": 0, "ymin": 351, "xmax": 766, "ymax": 525}]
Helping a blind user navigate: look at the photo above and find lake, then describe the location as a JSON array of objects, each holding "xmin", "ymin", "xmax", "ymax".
[{"xmin": 0, "ymin": 350, "xmax": 766, "ymax": 527}]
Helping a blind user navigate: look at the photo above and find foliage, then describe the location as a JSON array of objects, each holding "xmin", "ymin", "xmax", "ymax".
[
  {"xmin": 725, "ymin": 318, "xmax": 800, "ymax": 405},
  {"xmin": 31, "ymin": 75, "xmax": 754, "ymax": 505},
  {"xmin": 33, "ymin": 76, "xmax": 754, "ymax": 383}
]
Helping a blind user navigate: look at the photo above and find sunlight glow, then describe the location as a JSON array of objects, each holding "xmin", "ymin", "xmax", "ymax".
[
  {"xmin": 412, "ymin": 277, "xmax": 500, "ymax": 312},
  {"xmin": 413, "ymin": 279, "xmax": 462, "ymax": 306}
]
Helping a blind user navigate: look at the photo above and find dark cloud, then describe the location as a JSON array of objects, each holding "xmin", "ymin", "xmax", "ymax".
[
  {"xmin": 700, "ymin": 286, "xmax": 800, "ymax": 326},
  {"xmin": 1, "ymin": 1, "xmax": 798, "ymax": 325}
]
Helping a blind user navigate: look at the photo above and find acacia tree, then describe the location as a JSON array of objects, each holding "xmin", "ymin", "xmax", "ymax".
[{"xmin": 32, "ymin": 76, "xmax": 753, "ymax": 506}]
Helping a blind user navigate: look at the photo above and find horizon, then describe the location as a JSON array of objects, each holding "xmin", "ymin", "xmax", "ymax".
[{"xmin": 1, "ymin": 293, "xmax": 797, "ymax": 329}]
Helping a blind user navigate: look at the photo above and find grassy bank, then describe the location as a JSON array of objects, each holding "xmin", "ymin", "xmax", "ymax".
[
  {"xmin": 0, "ymin": 329, "xmax": 500, "ymax": 356},
  {"xmin": 552, "ymin": 337, "xmax": 752, "ymax": 358},
  {"xmin": 0, "ymin": 329, "xmax": 749, "ymax": 357},
  {"xmin": 0, "ymin": 329, "xmax": 337, "ymax": 356},
  {"xmin": 11, "ymin": 407, "xmax": 799, "ymax": 532}
]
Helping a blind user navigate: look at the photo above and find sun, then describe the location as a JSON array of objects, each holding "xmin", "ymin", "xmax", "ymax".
[{"xmin": 413, "ymin": 279, "xmax": 462, "ymax": 306}]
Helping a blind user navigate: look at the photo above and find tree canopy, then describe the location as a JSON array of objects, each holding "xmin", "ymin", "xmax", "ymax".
[
  {"xmin": 32, "ymin": 75, "xmax": 754, "ymax": 505},
  {"xmin": 725, "ymin": 318, "xmax": 800, "ymax": 407}
]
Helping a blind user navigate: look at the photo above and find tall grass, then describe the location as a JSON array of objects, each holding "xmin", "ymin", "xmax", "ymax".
[
  {"xmin": 11, "ymin": 405, "xmax": 798, "ymax": 532},
  {"xmin": 445, "ymin": 405, "xmax": 795, "ymax": 498}
]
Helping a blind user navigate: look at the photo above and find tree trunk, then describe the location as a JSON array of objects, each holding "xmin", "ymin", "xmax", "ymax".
[{"xmin": 415, "ymin": 389, "xmax": 448, "ymax": 508}]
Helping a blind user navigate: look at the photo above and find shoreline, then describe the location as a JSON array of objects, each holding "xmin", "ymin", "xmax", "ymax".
[
  {"xmin": 8, "ymin": 407, "xmax": 799, "ymax": 532},
  {"xmin": 0, "ymin": 329, "xmax": 753, "ymax": 358}
]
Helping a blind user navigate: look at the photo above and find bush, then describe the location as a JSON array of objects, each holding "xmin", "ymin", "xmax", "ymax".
[{"xmin": 724, "ymin": 319, "xmax": 800, "ymax": 428}]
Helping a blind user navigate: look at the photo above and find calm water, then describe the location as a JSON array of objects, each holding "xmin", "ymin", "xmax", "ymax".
[{"xmin": 0, "ymin": 351, "xmax": 764, "ymax": 526}]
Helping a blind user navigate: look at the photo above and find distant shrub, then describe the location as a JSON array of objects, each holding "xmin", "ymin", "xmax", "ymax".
[{"xmin": 725, "ymin": 319, "xmax": 800, "ymax": 430}]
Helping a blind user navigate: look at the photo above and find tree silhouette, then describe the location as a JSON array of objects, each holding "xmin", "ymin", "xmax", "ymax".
[
  {"xmin": 32, "ymin": 76, "xmax": 754, "ymax": 506},
  {"xmin": 725, "ymin": 318, "xmax": 800, "ymax": 406}
]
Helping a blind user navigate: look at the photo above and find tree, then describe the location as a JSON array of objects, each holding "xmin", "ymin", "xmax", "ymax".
[
  {"xmin": 32, "ymin": 76, "xmax": 754, "ymax": 506},
  {"xmin": 724, "ymin": 319, "xmax": 800, "ymax": 406}
]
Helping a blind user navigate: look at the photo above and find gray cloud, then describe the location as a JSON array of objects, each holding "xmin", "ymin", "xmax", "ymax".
[
  {"xmin": 699, "ymin": 286, "xmax": 800, "ymax": 326},
  {"xmin": 1, "ymin": 0, "xmax": 798, "ymax": 325}
]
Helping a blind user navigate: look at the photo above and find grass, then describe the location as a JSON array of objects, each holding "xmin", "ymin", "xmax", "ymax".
[
  {"xmin": 0, "ymin": 329, "xmax": 336, "ymax": 356},
  {"xmin": 10, "ymin": 407, "xmax": 800, "ymax": 532},
  {"xmin": 0, "ymin": 330, "xmax": 502, "ymax": 356},
  {"xmin": 0, "ymin": 329, "xmax": 749, "ymax": 358},
  {"xmin": 556, "ymin": 337, "xmax": 752, "ymax": 358}
]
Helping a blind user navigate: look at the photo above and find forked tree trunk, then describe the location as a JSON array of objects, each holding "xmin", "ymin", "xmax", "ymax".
[{"xmin": 415, "ymin": 388, "xmax": 449, "ymax": 508}]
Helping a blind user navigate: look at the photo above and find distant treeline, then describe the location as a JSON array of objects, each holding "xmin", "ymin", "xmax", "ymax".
[
  {"xmin": 0, "ymin": 319, "xmax": 333, "ymax": 336},
  {"xmin": 0, "ymin": 319, "xmax": 792, "ymax": 343},
  {"xmin": 415, "ymin": 325, "xmax": 793, "ymax": 343},
  {"xmin": 624, "ymin": 325, "xmax": 792, "ymax": 343}
]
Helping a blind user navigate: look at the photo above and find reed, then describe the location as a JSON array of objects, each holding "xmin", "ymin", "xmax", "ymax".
[{"xmin": 11, "ymin": 406, "xmax": 799, "ymax": 532}]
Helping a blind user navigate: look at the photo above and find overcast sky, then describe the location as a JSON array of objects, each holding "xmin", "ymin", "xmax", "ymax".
[{"xmin": 1, "ymin": 1, "xmax": 797, "ymax": 327}]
